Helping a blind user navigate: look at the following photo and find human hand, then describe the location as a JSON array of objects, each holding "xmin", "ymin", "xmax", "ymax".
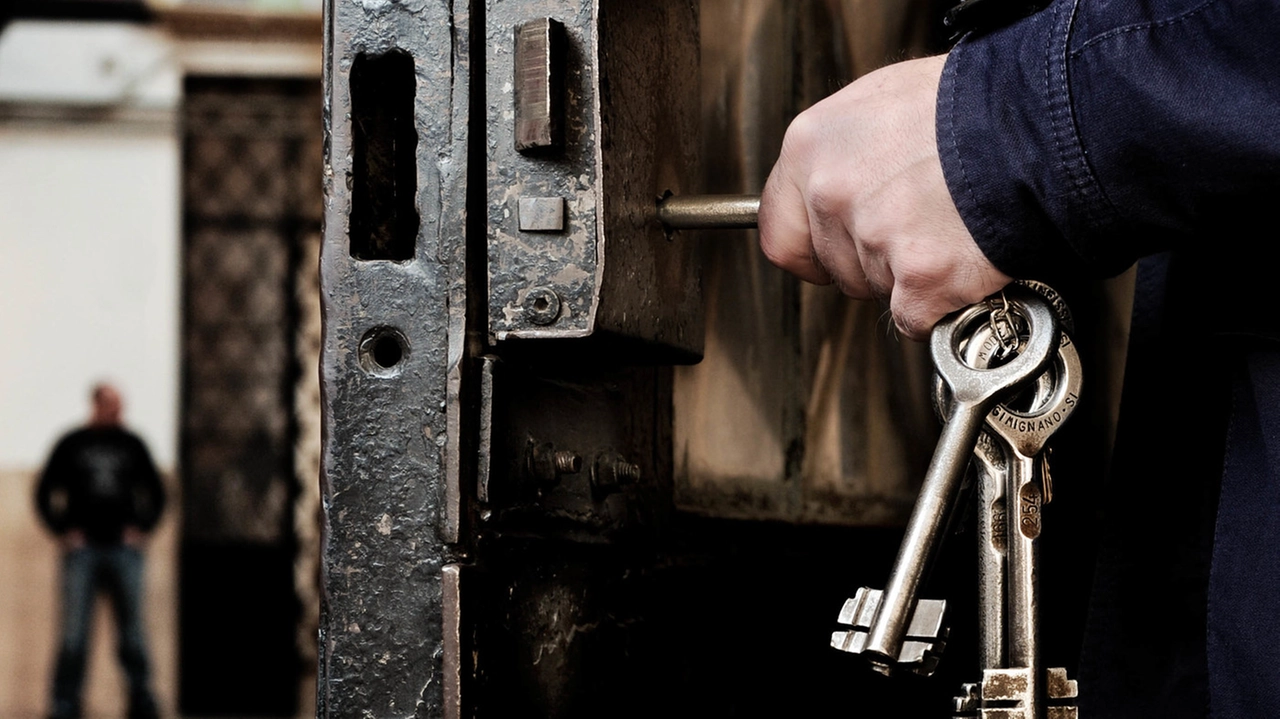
[
  {"xmin": 758, "ymin": 54, "xmax": 1011, "ymax": 340},
  {"xmin": 122, "ymin": 526, "xmax": 147, "ymax": 548},
  {"xmin": 61, "ymin": 530, "xmax": 86, "ymax": 552}
]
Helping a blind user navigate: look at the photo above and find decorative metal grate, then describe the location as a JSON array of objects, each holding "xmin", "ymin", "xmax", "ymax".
[
  {"xmin": 181, "ymin": 77, "xmax": 321, "ymax": 544},
  {"xmin": 179, "ymin": 76, "xmax": 322, "ymax": 716}
]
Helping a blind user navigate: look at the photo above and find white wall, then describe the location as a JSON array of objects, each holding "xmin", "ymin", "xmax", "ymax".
[
  {"xmin": 0, "ymin": 123, "xmax": 181, "ymax": 470},
  {"xmin": 0, "ymin": 21, "xmax": 182, "ymax": 470}
]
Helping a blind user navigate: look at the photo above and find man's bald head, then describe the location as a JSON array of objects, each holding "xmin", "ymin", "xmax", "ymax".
[{"xmin": 90, "ymin": 383, "xmax": 123, "ymax": 427}]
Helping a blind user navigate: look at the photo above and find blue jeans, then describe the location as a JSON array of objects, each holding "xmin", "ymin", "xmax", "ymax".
[{"xmin": 50, "ymin": 544, "xmax": 157, "ymax": 719}]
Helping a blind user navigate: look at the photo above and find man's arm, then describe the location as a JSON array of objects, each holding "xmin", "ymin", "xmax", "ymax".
[
  {"xmin": 35, "ymin": 436, "xmax": 74, "ymax": 537},
  {"xmin": 760, "ymin": 0, "xmax": 1280, "ymax": 338},
  {"xmin": 128, "ymin": 435, "xmax": 166, "ymax": 535}
]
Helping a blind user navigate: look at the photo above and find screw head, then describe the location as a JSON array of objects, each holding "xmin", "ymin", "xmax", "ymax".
[{"xmin": 524, "ymin": 286, "xmax": 562, "ymax": 325}]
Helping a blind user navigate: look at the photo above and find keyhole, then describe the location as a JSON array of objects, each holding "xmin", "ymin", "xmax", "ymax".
[
  {"xmin": 371, "ymin": 335, "xmax": 402, "ymax": 369},
  {"xmin": 359, "ymin": 327, "xmax": 409, "ymax": 377}
]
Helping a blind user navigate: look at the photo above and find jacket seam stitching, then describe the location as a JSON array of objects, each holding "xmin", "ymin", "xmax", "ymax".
[
  {"xmin": 1069, "ymin": 0, "xmax": 1220, "ymax": 58},
  {"xmin": 1050, "ymin": 0, "xmax": 1126, "ymax": 255},
  {"xmin": 944, "ymin": 46, "xmax": 992, "ymax": 243}
]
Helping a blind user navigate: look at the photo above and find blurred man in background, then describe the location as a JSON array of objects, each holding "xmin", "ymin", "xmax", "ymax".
[{"xmin": 36, "ymin": 383, "xmax": 165, "ymax": 719}]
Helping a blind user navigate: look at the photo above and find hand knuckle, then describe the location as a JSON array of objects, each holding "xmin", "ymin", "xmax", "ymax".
[
  {"xmin": 806, "ymin": 172, "xmax": 850, "ymax": 218},
  {"xmin": 895, "ymin": 256, "xmax": 949, "ymax": 292},
  {"xmin": 782, "ymin": 111, "xmax": 821, "ymax": 152}
]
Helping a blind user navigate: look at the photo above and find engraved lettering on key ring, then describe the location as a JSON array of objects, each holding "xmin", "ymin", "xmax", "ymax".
[
  {"xmin": 985, "ymin": 333, "xmax": 1082, "ymax": 449},
  {"xmin": 1013, "ymin": 279, "xmax": 1076, "ymax": 335}
]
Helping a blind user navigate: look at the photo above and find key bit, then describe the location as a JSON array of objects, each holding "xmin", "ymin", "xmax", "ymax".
[
  {"xmin": 831, "ymin": 587, "xmax": 948, "ymax": 676},
  {"xmin": 1045, "ymin": 667, "xmax": 1079, "ymax": 701},
  {"xmin": 952, "ymin": 667, "xmax": 1078, "ymax": 719}
]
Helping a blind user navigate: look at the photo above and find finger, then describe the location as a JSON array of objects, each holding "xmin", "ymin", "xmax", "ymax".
[
  {"xmin": 853, "ymin": 230, "xmax": 894, "ymax": 302},
  {"xmin": 890, "ymin": 291, "xmax": 951, "ymax": 341},
  {"xmin": 759, "ymin": 163, "xmax": 832, "ymax": 285},
  {"xmin": 805, "ymin": 181, "xmax": 872, "ymax": 299},
  {"xmin": 889, "ymin": 250, "xmax": 1012, "ymax": 341}
]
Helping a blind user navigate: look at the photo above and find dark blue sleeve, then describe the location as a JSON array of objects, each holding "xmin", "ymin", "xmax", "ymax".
[{"xmin": 937, "ymin": 0, "xmax": 1280, "ymax": 279}]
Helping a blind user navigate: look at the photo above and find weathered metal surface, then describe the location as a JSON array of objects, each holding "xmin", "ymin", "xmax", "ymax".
[
  {"xmin": 518, "ymin": 196, "xmax": 566, "ymax": 232},
  {"xmin": 486, "ymin": 0, "xmax": 702, "ymax": 357},
  {"xmin": 319, "ymin": 0, "xmax": 470, "ymax": 717},
  {"xmin": 441, "ymin": 564, "xmax": 463, "ymax": 719},
  {"xmin": 481, "ymin": 359, "xmax": 673, "ymax": 538}
]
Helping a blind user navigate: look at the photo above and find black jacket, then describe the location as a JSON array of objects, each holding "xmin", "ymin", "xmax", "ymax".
[{"xmin": 36, "ymin": 425, "xmax": 166, "ymax": 545}]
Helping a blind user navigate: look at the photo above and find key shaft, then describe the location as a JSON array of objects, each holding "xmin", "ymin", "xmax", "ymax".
[
  {"xmin": 865, "ymin": 401, "xmax": 986, "ymax": 663},
  {"xmin": 657, "ymin": 194, "xmax": 759, "ymax": 229},
  {"xmin": 1006, "ymin": 451, "xmax": 1046, "ymax": 718},
  {"xmin": 973, "ymin": 432, "xmax": 1009, "ymax": 670}
]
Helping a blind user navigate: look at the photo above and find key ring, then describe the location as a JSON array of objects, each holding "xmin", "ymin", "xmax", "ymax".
[{"xmin": 987, "ymin": 290, "xmax": 1023, "ymax": 361}]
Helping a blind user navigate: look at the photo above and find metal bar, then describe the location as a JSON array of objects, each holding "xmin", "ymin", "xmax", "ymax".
[
  {"xmin": 319, "ymin": 0, "xmax": 470, "ymax": 714},
  {"xmin": 657, "ymin": 193, "xmax": 760, "ymax": 230},
  {"xmin": 442, "ymin": 564, "xmax": 463, "ymax": 719},
  {"xmin": 975, "ymin": 434, "xmax": 1008, "ymax": 671},
  {"xmin": 1006, "ymin": 454, "xmax": 1044, "ymax": 719}
]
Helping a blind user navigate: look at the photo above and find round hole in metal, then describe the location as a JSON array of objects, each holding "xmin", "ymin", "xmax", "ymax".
[{"xmin": 359, "ymin": 326, "xmax": 409, "ymax": 377}]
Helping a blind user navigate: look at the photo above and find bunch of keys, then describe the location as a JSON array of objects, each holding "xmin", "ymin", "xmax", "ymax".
[{"xmin": 830, "ymin": 283, "xmax": 1081, "ymax": 718}]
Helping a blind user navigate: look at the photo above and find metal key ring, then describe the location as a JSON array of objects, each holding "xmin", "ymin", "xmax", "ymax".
[
  {"xmin": 934, "ymin": 298, "xmax": 1082, "ymax": 462},
  {"xmin": 932, "ymin": 325, "xmax": 1058, "ymax": 425},
  {"xmin": 931, "ymin": 286, "xmax": 1059, "ymax": 408},
  {"xmin": 932, "ymin": 321, "xmax": 1056, "ymax": 473}
]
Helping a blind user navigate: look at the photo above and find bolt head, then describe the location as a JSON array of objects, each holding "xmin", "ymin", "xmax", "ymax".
[{"xmin": 524, "ymin": 287, "xmax": 562, "ymax": 325}]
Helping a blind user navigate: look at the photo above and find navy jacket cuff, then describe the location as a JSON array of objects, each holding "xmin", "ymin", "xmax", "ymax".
[{"xmin": 937, "ymin": 0, "xmax": 1119, "ymax": 280}]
